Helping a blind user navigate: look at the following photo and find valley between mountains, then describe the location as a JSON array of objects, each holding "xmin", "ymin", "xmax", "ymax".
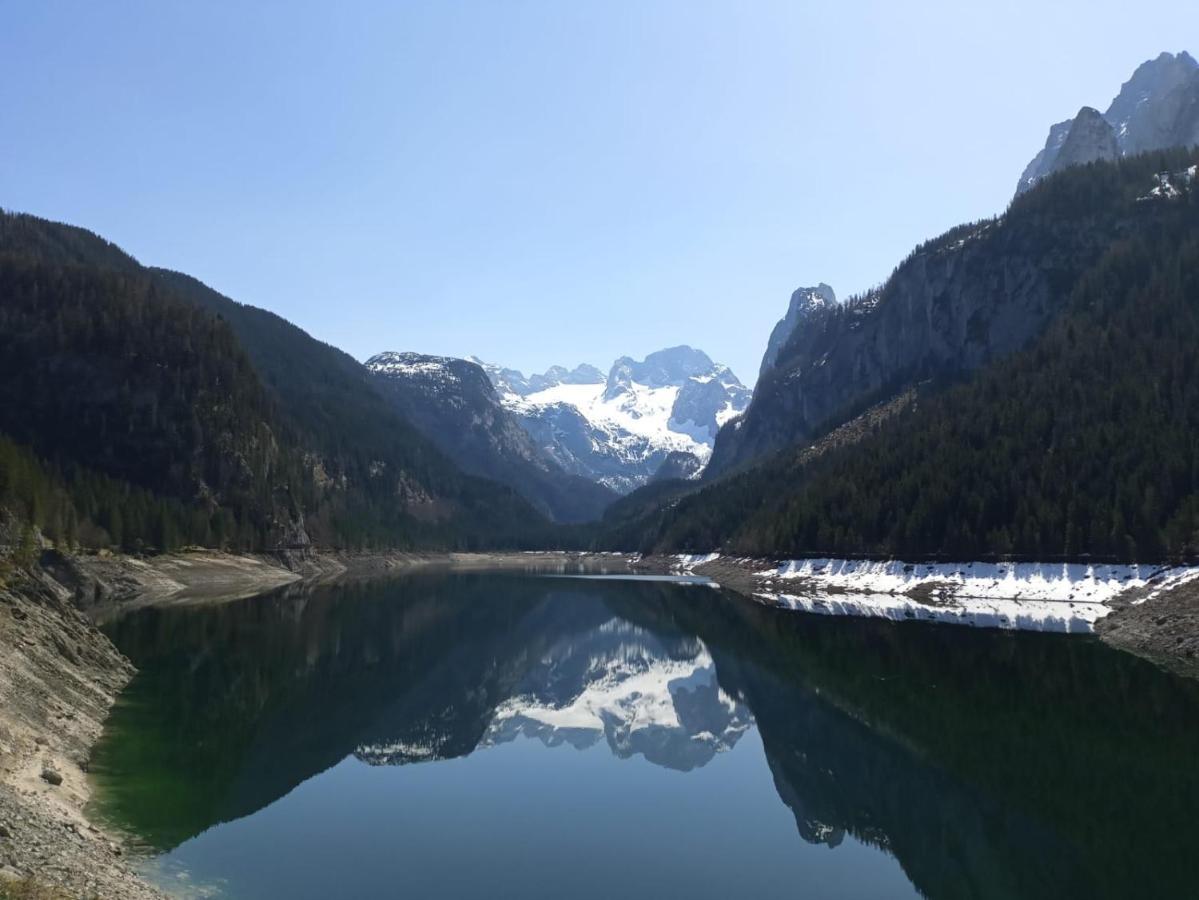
[{"xmin": 3, "ymin": 48, "xmax": 1199, "ymax": 899}]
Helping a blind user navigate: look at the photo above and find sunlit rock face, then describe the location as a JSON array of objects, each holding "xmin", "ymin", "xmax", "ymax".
[
  {"xmin": 476, "ymin": 348, "xmax": 750, "ymax": 493},
  {"xmin": 1017, "ymin": 51, "xmax": 1199, "ymax": 195}
]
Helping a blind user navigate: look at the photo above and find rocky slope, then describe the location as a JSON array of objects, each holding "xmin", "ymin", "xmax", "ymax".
[
  {"xmin": 0, "ymin": 565, "xmax": 164, "ymax": 899},
  {"xmin": 477, "ymin": 347, "xmax": 751, "ymax": 493},
  {"xmin": 758, "ymin": 283, "xmax": 837, "ymax": 378},
  {"xmin": 650, "ymin": 450, "xmax": 704, "ymax": 482},
  {"xmin": 636, "ymin": 153, "xmax": 1199, "ymax": 569},
  {"xmin": 1017, "ymin": 50, "xmax": 1199, "ymax": 194},
  {"xmin": 706, "ymin": 149, "xmax": 1188, "ymax": 479},
  {"xmin": 366, "ymin": 352, "xmax": 615, "ymax": 522}
]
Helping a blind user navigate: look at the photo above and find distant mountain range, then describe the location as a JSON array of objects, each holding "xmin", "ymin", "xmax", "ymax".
[
  {"xmin": 2, "ymin": 50, "xmax": 1198, "ymax": 561},
  {"xmin": 475, "ymin": 347, "xmax": 751, "ymax": 493},
  {"xmin": 365, "ymin": 346, "xmax": 748, "ymax": 513}
]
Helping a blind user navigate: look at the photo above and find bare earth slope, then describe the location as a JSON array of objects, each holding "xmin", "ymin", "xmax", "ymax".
[{"xmin": 0, "ymin": 570, "xmax": 164, "ymax": 899}]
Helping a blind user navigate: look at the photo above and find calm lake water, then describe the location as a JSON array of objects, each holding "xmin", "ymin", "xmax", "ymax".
[{"xmin": 89, "ymin": 571, "xmax": 1199, "ymax": 899}]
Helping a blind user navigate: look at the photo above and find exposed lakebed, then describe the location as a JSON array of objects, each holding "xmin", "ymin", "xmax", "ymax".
[{"xmin": 88, "ymin": 571, "xmax": 1199, "ymax": 899}]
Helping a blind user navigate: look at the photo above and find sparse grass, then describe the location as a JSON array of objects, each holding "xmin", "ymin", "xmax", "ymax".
[{"xmin": 0, "ymin": 877, "xmax": 73, "ymax": 900}]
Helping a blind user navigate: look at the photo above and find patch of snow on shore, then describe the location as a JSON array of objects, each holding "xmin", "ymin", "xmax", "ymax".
[
  {"xmin": 675, "ymin": 553, "xmax": 720, "ymax": 572},
  {"xmin": 1135, "ymin": 566, "xmax": 1199, "ymax": 605},
  {"xmin": 759, "ymin": 558, "xmax": 1186, "ymax": 604}
]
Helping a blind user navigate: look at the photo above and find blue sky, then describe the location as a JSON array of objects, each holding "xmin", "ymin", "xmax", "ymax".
[{"xmin": 2, "ymin": 2, "xmax": 1192, "ymax": 384}]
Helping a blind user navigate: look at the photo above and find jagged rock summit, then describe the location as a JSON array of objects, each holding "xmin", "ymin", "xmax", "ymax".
[
  {"xmin": 760, "ymin": 283, "xmax": 837, "ymax": 378},
  {"xmin": 476, "ymin": 347, "xmax": 751, "ymax": 493},
  {"xmin": 1017, "ymin": 51, "xmax": 1199, "ymax": 194}
]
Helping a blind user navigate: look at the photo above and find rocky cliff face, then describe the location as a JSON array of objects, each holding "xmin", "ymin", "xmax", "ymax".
[
  {"xmin": 759, "ymin": 284, "xmax": 837, "ymax": 378},
  {"xmin": 366, "ymin": 352, "xmax": 615, "ymax": 522},
  {"xmin": 1017, "ymin": 51, "xmax": 1199, "ymax": 194},
  {"xmin": 477, "ymin": 347, "xmax": 750, "ymax": 493},
  {"xmin": 1055, "ymin": 106, "xmax": 1119, "ymax": 169},
  {"xmin": 651, "ymin": 450, "xmax": 704, "ymax": 483},
  {"xmin": 707, "ymin": 168, "xmax": 1152, "ymax": 477}
]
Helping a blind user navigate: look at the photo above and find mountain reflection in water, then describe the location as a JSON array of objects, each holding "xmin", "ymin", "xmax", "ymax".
[{"xmin": 90, "ymin": 572, "xmax": 1199, "ymax": 900}]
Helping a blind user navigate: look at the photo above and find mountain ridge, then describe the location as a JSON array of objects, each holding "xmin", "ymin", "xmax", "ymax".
[
  {"xmin": 477, "ymin": 347, "xmax": 751, "ymax": 493},
  {"xmin": 365, "ymin": 351, "xmax": 616, "ymax": 522},
  {"xmin": 612, "ymin": 150, "xmax": 1199, "ymax": 562},
  {"xmin": 0, "ymin": 210, "xmax": 552, "ymax": 553},
  {"xmin": 1017, "ymin": 50, "xmax": 1199, "ymax": 194}
]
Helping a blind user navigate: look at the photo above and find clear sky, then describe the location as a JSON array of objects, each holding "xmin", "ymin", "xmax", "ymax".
[{"xmin": 1, "ymin": 2, "xmax": 1193, "ymax": 385}]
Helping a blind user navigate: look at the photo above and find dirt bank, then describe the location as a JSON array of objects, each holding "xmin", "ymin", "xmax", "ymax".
[
  {"xmin": 0, "ymin": 567, "xmax": 165, "ymax": 899},
  {"xmin": 42, "ymin": 548, "xmax": 647, "ymax": 623},
  {"xmin": 1096, "ymin": 577, "xmax": 1199, "ymax": 678},
  {"xmin": 0, "ymin": 545, "xmax": 650, "ymax": 896}
]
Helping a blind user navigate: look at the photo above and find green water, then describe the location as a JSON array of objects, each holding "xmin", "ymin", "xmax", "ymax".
[{"xmin": 89, "ymin": 571, "xmax": 1199, "ymax": 899}]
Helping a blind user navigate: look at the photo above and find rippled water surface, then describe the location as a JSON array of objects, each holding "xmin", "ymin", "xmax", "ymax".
[{"xmin": 90, "ymin": 572, "xmax": 1199, "ymax": 899}]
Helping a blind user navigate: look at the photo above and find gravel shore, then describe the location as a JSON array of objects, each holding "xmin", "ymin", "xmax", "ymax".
[{"xmin": 0, "ymin": 568, "xmax": 165, "ymax": 899}]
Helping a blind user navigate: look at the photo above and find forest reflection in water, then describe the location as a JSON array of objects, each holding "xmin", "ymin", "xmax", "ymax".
[{"xmin": 90, "ymin": 571, "xmax": 1199, "ymax": 899}]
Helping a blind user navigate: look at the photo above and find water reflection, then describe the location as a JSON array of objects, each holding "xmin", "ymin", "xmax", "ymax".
[{"xmin": 91, "ymin": 572, "xmax": 1199, "ymax": 899}]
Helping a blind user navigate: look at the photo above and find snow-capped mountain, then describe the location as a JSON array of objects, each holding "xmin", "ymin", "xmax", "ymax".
[
  {"xmin": 475, "ymin": 346, "xmax": 751, "ymax": 493},
  {"xmin": 1017, "ymin": 51, "xmax": 1199, "ymax": 194},
  {"xmin": 482, "ymin": 620, "xmax": 751, "ymax": 772},
  {"xmin": 365, "ymin": 351, "xmax": 616, "ymax": 522}
]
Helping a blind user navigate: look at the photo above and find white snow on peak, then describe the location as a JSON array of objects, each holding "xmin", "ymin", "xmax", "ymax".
[
  {"xmin": 475, "ymin": 349, "xmax": 750, "ymax": 491},
  {"xmin": 366, "ymin": 351, "xmax": 457, "ymax": 380},
  {"xmin": 510, "ymin": 380, "xmax": 713, "ymax": 460},
  {"xmin": 714, "ymin": 401, "xmax": 741, "ymax": 428}
]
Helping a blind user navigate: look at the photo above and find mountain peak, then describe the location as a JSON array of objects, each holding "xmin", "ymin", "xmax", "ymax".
[
  {"xmin": 1018, "ymin": 50, "xmax": 1199, "ymax": 194},
  {"xmin": 760, "ymin": 283, "xmax": 838, "ymax": 378},
  {"xmin": 607, "ymin": 346, "xmax": 721, "ymax": 393},
  {"xmin": 471, "ymin": 358, "xmax": 604, "ymax": 397},
  {"xmin": 478, "ymin": 348, "xmax": 750, "ymax": 492},
  {"xmin": 1056, "ymin": 106, "xmax": 1119, "ymax": 169},
  {"xmin": 366, "ymin": 350, "xmax": 457, "ymax": 376}
]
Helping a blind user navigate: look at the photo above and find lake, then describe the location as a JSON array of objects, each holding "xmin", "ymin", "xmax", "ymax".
[{"xmin": 88, "ymin": 571, "xmax": 1199, "ymax": 899}]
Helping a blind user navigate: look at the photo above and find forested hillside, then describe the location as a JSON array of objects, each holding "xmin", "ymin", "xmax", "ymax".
[
  {"xmin": 709, "ymin": 149, "xmax": 1199, "ymax": 478},
  {"xmin": 366, "ymin": 352, "xmax": 616, "ymax": 523},
  {"xmin": 0, "ymin": 211, "xmax": 549, "ymax": 553},
  {"xmin": 610, "ymin": 153, "xmax": 1199, "ymax": 562}
]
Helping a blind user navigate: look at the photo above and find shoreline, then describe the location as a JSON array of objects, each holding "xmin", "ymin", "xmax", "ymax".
[
  {"xmin": 0, "ymin": 566, "xmax": 166, "ymax": 899},
  {"xmin": 652, "ymin": 553, "xmax": 1199, "ymax": 674},
  {"xmin": 3, "ymin": 545, "xmax": 1197, "ymax": 896},
  {"xmin": 0, "ymin": 547, "xmax": 634, "ymax": 897}
]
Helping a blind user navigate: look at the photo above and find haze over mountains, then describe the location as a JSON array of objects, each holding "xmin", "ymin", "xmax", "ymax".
[{"xmin": 1, "ymin": 50, "xmax": 1197, "ymax": 564}]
